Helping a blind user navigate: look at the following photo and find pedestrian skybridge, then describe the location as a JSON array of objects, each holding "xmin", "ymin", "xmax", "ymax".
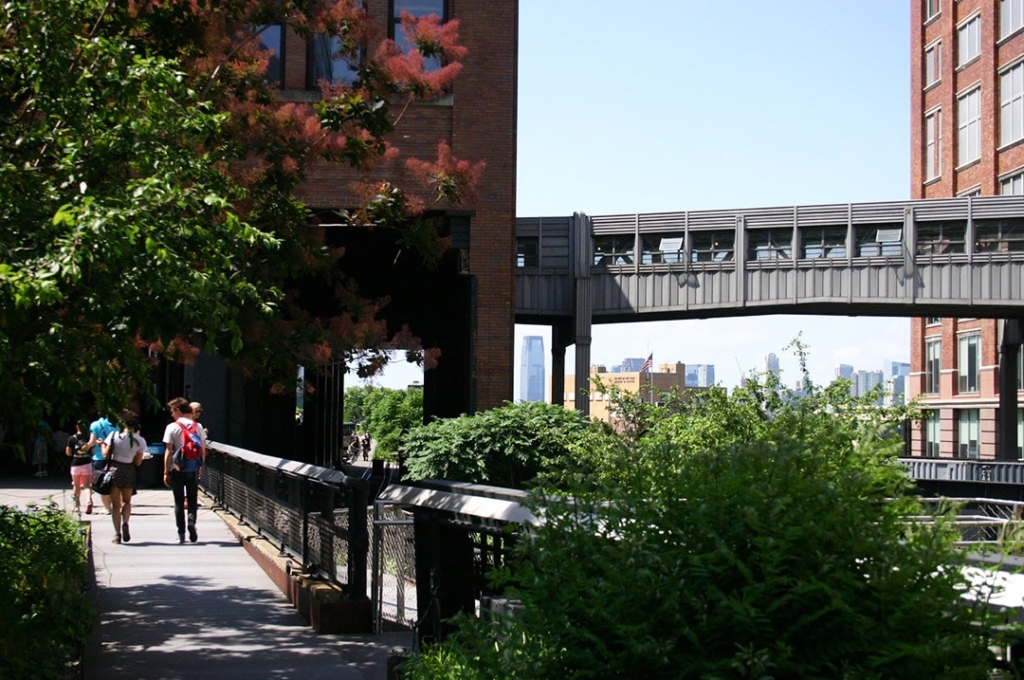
[{"xmin": 515, "ymin": 195, "xmax": 1024, "ymax": 414}]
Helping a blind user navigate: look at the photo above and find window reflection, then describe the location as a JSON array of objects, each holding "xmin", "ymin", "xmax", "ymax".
[{"xmin": 258, "ymin": 25, "xmax": 283, "ymax": 85}]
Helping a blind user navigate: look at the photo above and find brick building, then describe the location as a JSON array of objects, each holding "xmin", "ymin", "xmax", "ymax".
[
  {"xmin": 564, "ymin": 363, "xmax": 694, "ymax": 425},
  {"xmin": 908, "ymin": 0, "xmax": 1024, "ymax": 459},
  {"xmin": 191, "ymin": 1, "xmax": 518, "ymax": 461}
]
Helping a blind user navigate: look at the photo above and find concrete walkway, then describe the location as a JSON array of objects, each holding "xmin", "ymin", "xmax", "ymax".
[{"xmin": 0, "ymin": 474, "xmax": 411, "ymax": 680}]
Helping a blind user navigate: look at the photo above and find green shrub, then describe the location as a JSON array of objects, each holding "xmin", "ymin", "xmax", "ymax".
[
  {"xmin": 399, "ymin": 401, "xmax": 609, "ymax": 489},
  {"xmin": 0, "ymin": 503, "xmax": 93, "ymax": 679},
  {"xmin": 402, "ymin": 355, "xmax": 1011, "ymax": 679}
]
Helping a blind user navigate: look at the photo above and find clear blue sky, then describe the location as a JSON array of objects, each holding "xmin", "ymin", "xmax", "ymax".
[{"xmin": 360, "ymin": 0, "xmax": 914, "ymax": 394}]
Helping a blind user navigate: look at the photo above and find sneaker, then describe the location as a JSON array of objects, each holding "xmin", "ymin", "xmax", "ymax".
[
  {"xmin": 177, "ymin": 533, "xmax": 185, "ymax": 544},
  {"xmin": 121, "ymin": 522, "xmax": 131, "ymax": 543},
  {"xmin": 85, "ymin": 501, "xmax": 93, "ymax": 515},
  {"xmin": 188, "ymin": 523, "xmax": 197, "ymax": 543},
  {"xmin": 33, "ymin": 471, "xmax": 44, "ymax": 477},
  {"xmin": 112, "ymin": 534, "xmax": 121, "ymax": 544}
]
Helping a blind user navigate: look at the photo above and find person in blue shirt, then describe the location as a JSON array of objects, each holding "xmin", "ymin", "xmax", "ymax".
[{"xmin": 82, "ymin": 415, "xmax": 117, "ymax": 514}]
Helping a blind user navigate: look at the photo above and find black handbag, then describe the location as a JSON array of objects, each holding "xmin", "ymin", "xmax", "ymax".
[{"xmin": 92, "ymin": 462, "xmax": 114, "ymax": 495}]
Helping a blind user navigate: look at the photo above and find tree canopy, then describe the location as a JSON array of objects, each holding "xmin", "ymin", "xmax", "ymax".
[
  {"xmin": 0, "ymin": 0, "xmax": 478, "ymax": 434},
  {"xmin": 344, "ymin": 384, "xmax": 423, "ymax": 458}
]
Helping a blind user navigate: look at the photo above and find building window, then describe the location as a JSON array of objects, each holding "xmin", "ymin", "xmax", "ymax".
[
  {"xmin": 747, "ymin": 228, "xmax": 793, "ymax": 261},
  {"xmin": 924, "ymin": 409, "xmax": 941, "ymax": 456},
  {"xmin": 927, "ymin": 0, "xmax": 941, "ymax": 21},
  {"xmin": 308, "ymin": 34, "xmax": 359, "ymax": 87},
  {"xmin": 926, "ymin": 109, "xmax": 942, "ymax": 180},
  {"xmin": 974, "ymin": 218, "xmax": 1024, "ymax": 252},
  {"xmin": 1018, "ymin": 409, "xmax": 1023, "ymax": 459},
  {"xmin": 925, "ymin": 41, "xmax": 942, "ymax": 87},
  {"xmin": 1002, "ymin": 170, "xmax": 1024, "ymax": 194},
  {"xmin": 855, "ymin": 224, "xmax": 903, "ymax": 257},
  {"xmin": 1018, "ymin": 344, "xmax": 1023, "ymax": 390},
  {"xmin": 640, "ymin": 234, "xmax": 685, "ymax": 264},
  {"xmin": 958, "ymin": 333, "xmax": 981, "ymax": 393},
  {"xmin": 690, "ymin": 231, "xmax": 735, "ymax": 263},
  {"xmin": 917, "ymin": 220, "xmax": 967, "ymax": 255},
  {"xmin": 958, "ymin": 15, "xmax": 981, "ymax": 67},
  {"xmin": 517, "ymin": 237, "xmax": 538, "ymax": 268},
  {"xmin": 958, "ymin": 89, "xmax": 981, "ymax": 166},
  {"xmin": 1002, "ymin": 62, "xmax": 1024, "ymax": 147},
  {"xmin": 926, "ymin": 338, "xmax": 941, "ymax": 394},
  {"xmin": 257, "ymin": 25, "xmax": 284, "ymax": 86},
  {"xmin": 593, "ymin": 235, "xmax": 634, "ymax": 266},
  {"xmin": 1003, "ymin": 0, "xmax": 1024, "ymax": 39},
  {"xmin": 391, "ymin": 0, "xmax": 446, "ymax": 72},
  {"xmin": 957, "ymin": 409, "xmax": 980, "ymax": 458},
  {"xmin": 800, "ymin": 226, "xmax": 847, "ymax": 258},
  {"xmin": 926, "ymin": 317, "xmax": 942, "ymax": 325}
]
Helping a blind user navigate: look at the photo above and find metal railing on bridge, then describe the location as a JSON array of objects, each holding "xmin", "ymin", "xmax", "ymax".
[
  {"xmin": 197, "ymin": 449, "xmax": 1024, "ymax": 645},
  {"xmin": 901, "ymin": 457, "xmax": 1024, "ymax": 485},
  {"xmin": 200, "ymin": 442, "xmax": 369, "ymax": 597}
]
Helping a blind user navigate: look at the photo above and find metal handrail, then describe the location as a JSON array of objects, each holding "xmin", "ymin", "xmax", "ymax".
[{"xmin": 200, "ymin": 441, "xmax": 369, "ymax": 597}]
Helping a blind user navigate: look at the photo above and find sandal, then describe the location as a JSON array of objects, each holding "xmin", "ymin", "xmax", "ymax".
[
  {"xmin": 121, "ymin": 522, "xmax": 131, "ymax": 543},
  {"xmin": 85, "ymin": 501, "xmax": 93, "ymax": 515},
  {"xmin": 112, "ymin": 534, "xmax": 121, "ymax": 544}
]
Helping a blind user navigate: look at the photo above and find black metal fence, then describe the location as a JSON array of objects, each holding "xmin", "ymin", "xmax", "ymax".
[
  {"xmin": 372, "ymin": 480, "xmax": 536, "ymax": 644},
  {"xmin": 200, "ymin": 441, "xmax": 369, "ymax": 597}
]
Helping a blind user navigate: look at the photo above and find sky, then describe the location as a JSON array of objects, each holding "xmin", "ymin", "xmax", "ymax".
[{"xmin": 356, "ymin": 0, "xmax": 914, "ymax": 395}]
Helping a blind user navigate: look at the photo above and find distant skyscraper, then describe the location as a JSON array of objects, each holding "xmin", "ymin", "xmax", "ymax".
[
  {"xmin": 765, "ymin": 353, "xmax": 780, "ymax": 375},
  {"xmin": 519, "ymin": 336, "xmax": 545, "ymax": 402},
  {"xmin": 685, "ymin": 364, "xmax": 716, "ymax": 387},
  {"xmin": 883, "ymin": 359, "xmax": 910, "ymax": 380},
  {"xmin": 854, "ymin": 369, "xmax": 885, "ymax": 403},
  {"xmin": 835, "ymin": 364, "xmax": 854, "ymax": 381},
  {"xmin": 881, "ymin": 359, "xmax": 910, "ymax": 404},
  {"xmin": 620, "ymin": 357, "xmax": 645, "ymax": 373}
]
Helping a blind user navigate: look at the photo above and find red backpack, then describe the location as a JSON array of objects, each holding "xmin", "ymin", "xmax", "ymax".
[{"xmin": 174, "ymin": 419, "xmax": 203, "ymax": 464}]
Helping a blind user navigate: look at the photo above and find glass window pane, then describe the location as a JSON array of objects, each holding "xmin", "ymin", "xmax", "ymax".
[{"xmin": 258, "ymin": 25, "xmax": 283, "ymax": 84}]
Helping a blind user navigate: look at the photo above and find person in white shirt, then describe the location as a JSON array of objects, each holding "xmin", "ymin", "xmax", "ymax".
[
  {"xmin": 162, "ymin": 397, "xmax": 207, "ymax": 543},
  {"xmin": 102, "ymin": 411, "xmax": 146, "ymax": 544}
]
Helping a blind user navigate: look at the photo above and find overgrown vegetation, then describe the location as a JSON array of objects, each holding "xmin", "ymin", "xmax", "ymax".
[
  {"xmin": 400, "ymin": 348, "xmax": 1020, "ymax": 678},
  {"xmin": 0, "ymin": 503, "xmax": 92, "ymax": 679},
  {"xmin": 399, "ymin": 400, "xmax": 611, "ymax": 489},
  {"xmin": 344, "ymin": 385, "xmax": 424, "ymax": 458}
]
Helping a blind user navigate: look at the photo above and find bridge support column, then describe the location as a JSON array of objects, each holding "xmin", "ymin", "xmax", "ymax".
[
  {"xmin": 550, "ymin": 319, "xmax": 572, "ymax": 406},
  {"xmin": 572, "ymin": 212, "xmax": 593, "ymax": 416},
  {"xmin": 999, "ymin": 319, "xmax": 1023, "ymax": 461}
]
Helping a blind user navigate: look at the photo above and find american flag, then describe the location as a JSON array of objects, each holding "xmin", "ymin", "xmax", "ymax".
[{"xmin": 639, "ymin": 353, "xmax": 653, "ymax": 373}]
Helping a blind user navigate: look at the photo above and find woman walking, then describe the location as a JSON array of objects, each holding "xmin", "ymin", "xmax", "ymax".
[
  {"xmin": 65, "ymin": 420, "xmax": 94, "ymax": 515},
  {"xmin": 102, "ymin": 412, "xmax": 147, "ymax": 544}
]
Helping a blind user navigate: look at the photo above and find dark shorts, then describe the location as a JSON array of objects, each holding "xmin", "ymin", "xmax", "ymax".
[
  {"xmin": 92, "ymin": 459, "xmax": 107, "ymax": 474},
  {"xmin": 110, "ymin": 463, "xmax": 137, "ymax": 490}
]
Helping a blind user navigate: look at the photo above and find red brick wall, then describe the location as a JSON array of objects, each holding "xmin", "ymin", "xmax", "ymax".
[
  {"xmin": 909, "ymin": 0, "xmax": 1024, "ymax": 458},
  {"xmin": 287, "ymin": 1, "xmax": 518, "ymax": 411}
]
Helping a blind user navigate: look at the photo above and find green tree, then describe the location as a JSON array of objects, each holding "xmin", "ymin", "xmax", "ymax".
[
  {"xmin": 345, "ymin": 385, "xmax": 423, "ymax": 458},
  {"xmin": 0, "ymin": 0, "xmax": 477, "ymax": 436},
  {"xmin": 403, "ymin": 360, "xmax": 1011, "ymax": 678},
  {"xmin": 399, "ymin": 401, "xmax": 608, "ymax": 489}
]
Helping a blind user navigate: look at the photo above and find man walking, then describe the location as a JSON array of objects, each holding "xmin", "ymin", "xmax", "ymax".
[{"xmin": 162, "ymin": 398, "xmax": 207, "ymax": 543}]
